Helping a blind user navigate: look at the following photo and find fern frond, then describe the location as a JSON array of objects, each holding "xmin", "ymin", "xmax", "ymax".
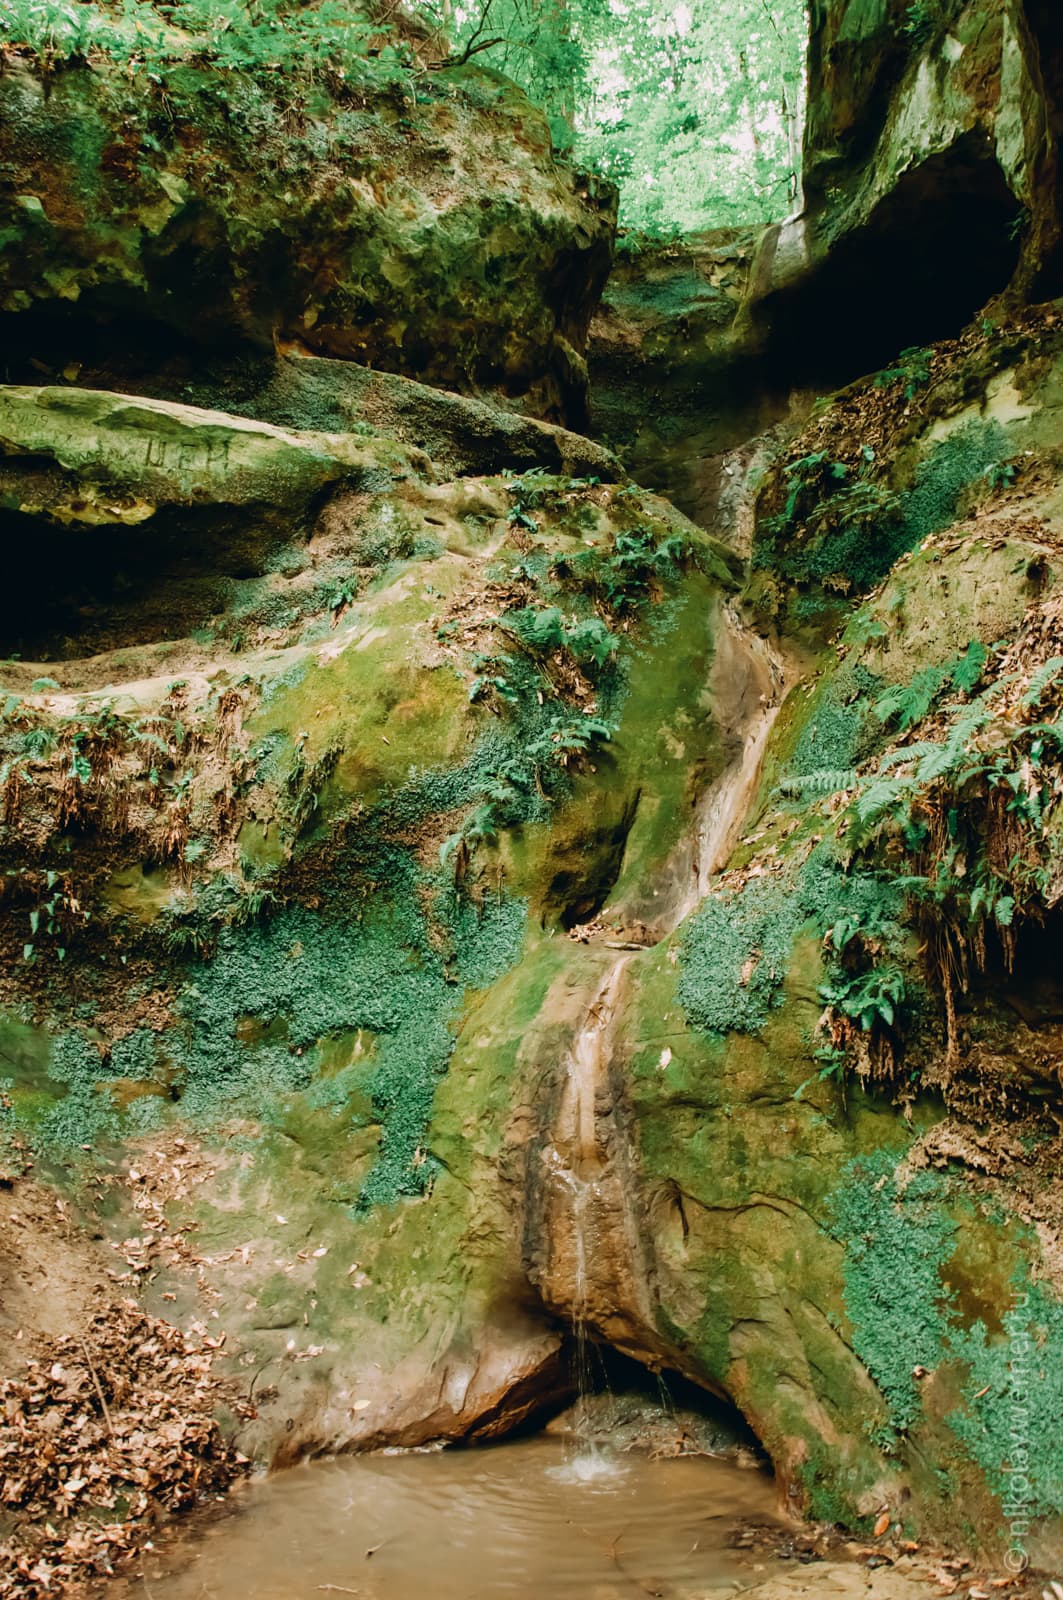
[
  {"xmin": 1021, "ymin": 656, "xmax": 1063, "ymax": 710},
  {"xmin": 775, "ymin": 768, "xmax": 857, "ymax": 800}
]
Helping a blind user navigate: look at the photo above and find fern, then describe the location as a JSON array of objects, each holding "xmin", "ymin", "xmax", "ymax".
[
  {"xmin": 949, "ymin": 640, "xmax": 988, "ymax": 696},
  {"xmin": 1020, "ymin": 657, "xmax": 1063, "ymax": 710},
  {"xmin": 505, "ymin": 606, "xmax": 567, "ymax": 654},
  {"xmin": 18, "ymin": 727, "xmax": 56, "ymax": 760},
  {"xmin": 844, "ymin": 776, "xmax": 911, "ymax": 852},
  {"xmin": 874, "ymin": 346, "xmax": 933, "ymax": 400},
  {"xmin": 874, "ymin": 643, "xmax": 988, "ymax": 733},
  {"xmin": 874, "ymin": 668, "xmax": 945, "ymax": 732},
  {"xmin": 502, "ymin": 608, "xmax": 618, "ymax": 675},
  {"xmin": 565, "ymin": 616, "xmax": 618, "ymax": 670},
  {"xmin": 775, "ymin": 768, "xmax": 857, "ymax": 800},
  {"xmin": 878, "ymin": 741, "xmax": 942, "ymax": 771},
  {"xmin": 819, "ymin": 964, "xmax": 906, "ymax": 1031},
  {"xmin": 527, "ymin": 715, "xmax": 614, "ymax": 770}
]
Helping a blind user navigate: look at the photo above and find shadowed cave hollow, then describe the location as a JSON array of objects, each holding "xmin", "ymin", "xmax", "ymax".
[
  {"xmin": 476, "ymin": 1339, "xmax": 766, "ymax": 1463},
  {"xmin": 760, "ymin": 134, "xmax": 1024, "ymax": 390},
  {"xmin": 0, "ymin": 502, "xmax": 296, "ymax": 662}
]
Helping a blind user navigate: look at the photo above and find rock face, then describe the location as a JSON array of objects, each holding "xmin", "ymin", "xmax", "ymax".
[
  {"xmin": 4, "ymin": 0, "xmax": 1063, "ymax": 1581},
  {"xmin": 747, "ymin": 0, "xmax": 1055, "ymax": 383},
  {"xmin": 0, "ymin": 56, "xmax": 615, "ymax": 424},
  {"xmin": 587, "ymin": 230, "xmax": 791, "ymax": 525},
  {"xmin": 0, "ymin": 385, "xmax": 397, "ymax": 521}
]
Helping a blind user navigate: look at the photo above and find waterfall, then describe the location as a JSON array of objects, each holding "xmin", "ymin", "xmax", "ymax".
[
  {"xmin": 530, "ymin": 602, "xmax": 800, "ymax": 1414},
  {"xmin": 541, "ymin": 959, "xmax": 631, "ymax": 1462}
]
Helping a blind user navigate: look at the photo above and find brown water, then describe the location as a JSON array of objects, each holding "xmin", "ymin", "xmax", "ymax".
[{"xmin": 120, "ymin": 1438, "xmax": 786, "ymax": 1600}]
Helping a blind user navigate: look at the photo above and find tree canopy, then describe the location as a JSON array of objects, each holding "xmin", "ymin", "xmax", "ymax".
[{"xmin": 433, "ymin": 0, "xmax": 808, "ymax": 234}]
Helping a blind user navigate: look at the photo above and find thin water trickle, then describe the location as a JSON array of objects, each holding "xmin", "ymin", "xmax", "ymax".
[
  {"xmin": 543, "ymin": 959, "xmax": 634, "ymax": 1474},
  {"xmin": 545, "ymin": 1156, "xmax": 604, "ymax": 1467}
]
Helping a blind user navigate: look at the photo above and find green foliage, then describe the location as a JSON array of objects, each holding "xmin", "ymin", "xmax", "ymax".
[
  {"xmin": 818, "ymin": 963, "xmax": 906, "ymax": 1031},
  {"xmin": 557, "ymin": 526, "xmax": 688, "ymax": 615},
  {"xmin": 526, "ymin": 712, "xmax": 615, "ymax": 769},
  {"xmin": 758, "ymin": 447, "xmax": 905, "ymax": 594},
  {"xmin": 775, "ymin": 768, "xmax": 857, "ymax": 801},
  {"xmin": 757, "ymin": 421, "xmax": 1012, "ymax": 604},
  {"xmin": 1020, "ymin": 656, "xmax": 1063, "ymax": 710},
  {"xmin": 502, "ymin": 606, "xmax": 618, "ymax": 671},
  {"xmin": 947, "ymin": 1281, "xmax": 1063, "ymax": 1518},
  {"xmin": 564, "ymin": 616, "xmax": 618, "ymax": 669},
  {"xmin": 901, "ymin": 421, "xmax": 1010, "ymax": 548},
  {"xmin": 832, "ymin": 634, "xmax": 1063, "ymax": 1068},
  {"xmin": 18, "ymin": 727, "xmax": 57, "ymax": 760},
  {"xmin": 873, "ymin": 641, "xmax": 987, "ymax": 732},
  {"xmin": 783, "ymin": 663, "xmax": 883, "ymax": 781},
  {"xmin": 325, "ymin": 578, "xmax": 359, "ymax": 619},
  {"xmin": 678, "ymin": 841, "xmax": 904, "ymax": 1038},
  {"xmin": 130, "ymin": 884, "xmax": 526, "ymax": 1205},
  {"xmin": 35, "ymin": 1031, "xmax": 123, "ymax": 1151},
  {"xmin": 901, "ymin": 1, "xmax": 939, "ymax": 44},
  {"xmin": 425, "ymin": 0, "xmax": 805, "ymax": 232},
  {"xmin": 875, "ymin": 346, "xmax": 933, "ymax": 401},
  {"xmin": 984, "ymin": 461, "xmax": 1017, "ymax": 491},
  {"xmin": 0, "ymin": 0, "xmax": 414, "ymax": 89}
]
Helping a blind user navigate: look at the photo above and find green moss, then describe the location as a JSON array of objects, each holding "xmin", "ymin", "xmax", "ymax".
[
  {"xmin": 900, "ymin": 421, "xmax": 1009, "ymax": 549},
  {"xmin": 677, "ymin": 843, "xmax": 903, "ymax": 1037},
  {"xmin": 831, "ymin": 1150, "xmax": 956, "ymax": 1432},
  {"xmin": 167, "ymin": 874, "xmax": 526, "ymax": 1206},
  {"xmin": 784, "ymin": 662, "xmax": 883, "ymax": 780},
  {"xmin": 31, "ymin": 1031, "xmax": 122, "ymax": 1149},
  {"xmin": 947, "ymin": 1279, "xmax": 1063, "ymax": 1519},
  {"xmin": 832, "ymin": 1151, "xmax": 1063, "ymax": 1514},
  {"xmin": 799, "ymin": 1441, "xmax": 873, "ymax": 1527}
]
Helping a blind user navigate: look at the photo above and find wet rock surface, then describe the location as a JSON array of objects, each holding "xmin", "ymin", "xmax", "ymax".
[{"xmin": 3, "ymin": 0, "xmax": 1063, "ymax": 1590}]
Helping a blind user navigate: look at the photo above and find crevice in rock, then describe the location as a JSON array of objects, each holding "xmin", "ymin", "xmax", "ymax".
[
  {"xmin": 0, "ymin": 501, "xmax": 299, "ymax": 661},
  {"xmin": 1025, "ymin": 0, "xmax": 1063, "ymax": 297},
  {"xmin": 541, "ymin": 788, "xmax": 641, "ymax": 931},
  {"xmin": 549, "ymin": 1344, "xmax": 764, "ymax": 1454},
  {"xmin": 0, "ymin": 303, "xmax": 265, "ymax": 393}
]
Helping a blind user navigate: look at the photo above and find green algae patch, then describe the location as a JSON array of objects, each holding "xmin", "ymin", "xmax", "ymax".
[
  {"xmin": 250, "ymin": 619, "xmax": 473, "ymax": 819},
  {"xmin": 677, "ymin": 841, "xmax": 904, "ymax": 1039},
  {"xmin": 832, "ymin": 1150, "xmax": 1063, "ymax": 1524},
  {"xmin": 159, "ymin": 878, "xmax": 527, "ymax": 1207},
  {"xmin": 604, "ymin": 581, "xmax": 726, "ymax": 906}
]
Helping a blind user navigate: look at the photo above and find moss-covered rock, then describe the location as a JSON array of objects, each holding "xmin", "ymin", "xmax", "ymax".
[
  {"xmin": 0, "ymin": 383, "xmax": 406, "ymax": 523},
  {"xmin": 0, "ymin": 53, "xmax": 615, "ymax": 423}
]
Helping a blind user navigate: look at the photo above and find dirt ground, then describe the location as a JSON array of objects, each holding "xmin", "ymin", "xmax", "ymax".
[{"xmin": 0, "ymin": 1175, "xmax": 247, "ymax": 1598}]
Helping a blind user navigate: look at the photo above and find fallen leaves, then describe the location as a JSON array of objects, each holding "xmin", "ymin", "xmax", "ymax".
[{"xmin": 0, "ymin": 1301, "xmax": 248, "ymax": 1599}]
